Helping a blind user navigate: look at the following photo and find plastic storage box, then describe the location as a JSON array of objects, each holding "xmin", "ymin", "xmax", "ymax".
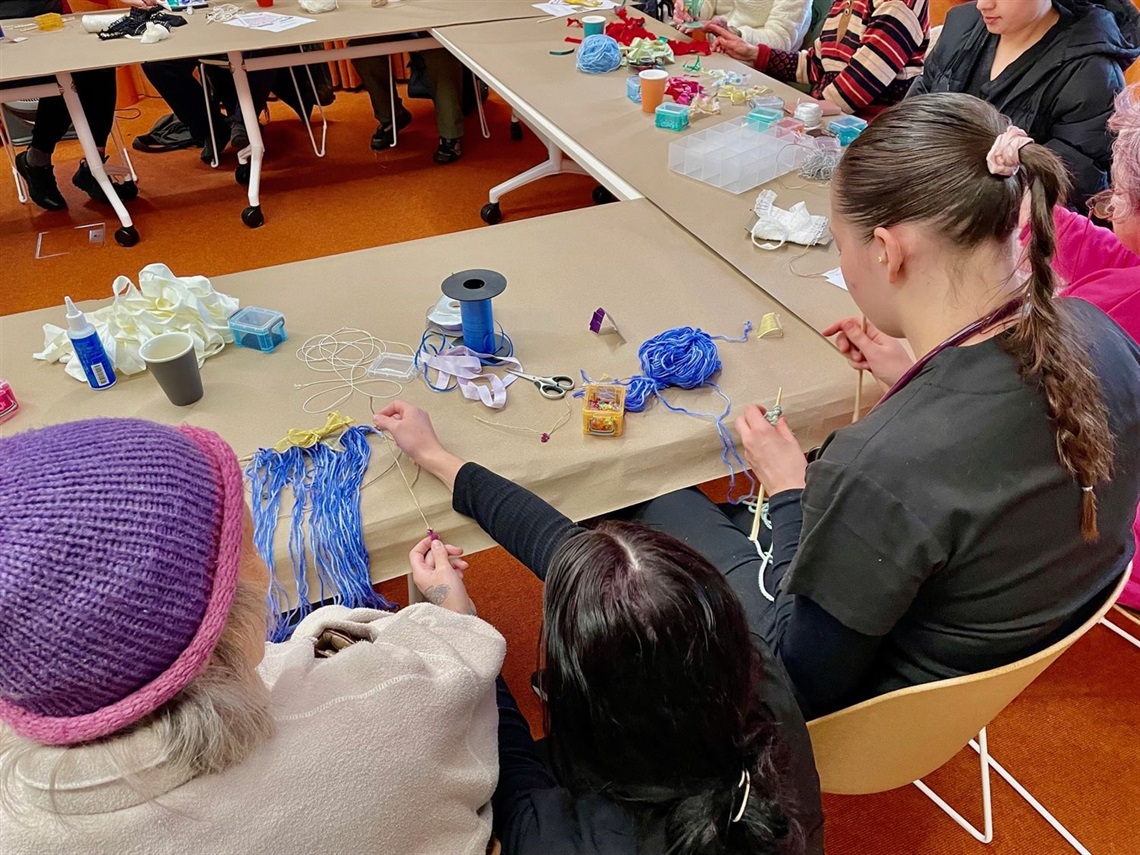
[
  {"xmin": 626, "ymin": 75, "xmax": 642, "ymax": 103},
  {"xmin": 667, "ymin": 118, "xmax": 808, "ymax": 194},
  {"xmin": 829, "ymin": 114, "xmax": 868, "ymax": 146},
  {"xmin": 229, "ymin": 306, "xmax": 287, "ymax": 353},
  {"xmin": 773, "ymin": 116, "xmax": 805, "ymax": 138},
  {"xmin": 582, "ymin": 384, "xmax": 626, "ymax": 437},
  {"xmin": 655, "ymin": 102, "xmax": 690, "ymax": 131},
  {"xmin": 746, "ymin": 106, "xmax": 782, "ymax": 131}
]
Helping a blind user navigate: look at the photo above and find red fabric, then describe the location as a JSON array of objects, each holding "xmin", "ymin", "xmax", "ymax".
[
  {"xmin": 603, "ymin": 9, "xmax": 712, "ymax": 56},
  {"xmin": 666, "ymin": 77, "xmax": 704, "ymax": 105},
  {"xmin": 565, "ymin": 36, "xmax": 583, "ymax": 44}
]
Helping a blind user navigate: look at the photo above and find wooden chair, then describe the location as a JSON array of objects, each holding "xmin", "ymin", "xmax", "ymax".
[{"xmin": 808, "ymin": 566, "xmax": 1130, "ymax": 854}]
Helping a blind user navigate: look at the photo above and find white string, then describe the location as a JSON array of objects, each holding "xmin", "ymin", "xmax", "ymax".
[
  {"xmin": 381, "ymin": 434, "xmax": 433, "ymax": 534},
  {"xmin": 748, "ymin": 498, "xmax": 776, "ymax": 603},
  {"xmin": 294, "ymin": 328, "xmax": 413, "ymax": 414},
  {"xmin": 206, "ymin": 3, "xmax": 240, "ymax": 22}
]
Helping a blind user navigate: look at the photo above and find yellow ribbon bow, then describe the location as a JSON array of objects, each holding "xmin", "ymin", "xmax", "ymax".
[{"xmin": 273, "ymin": 411, "xmax": 354, "ymax": 453}]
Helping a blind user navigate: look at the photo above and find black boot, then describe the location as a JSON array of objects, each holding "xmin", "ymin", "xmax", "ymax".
[
  {"xmin": 15, "ymin": 151, "xmax": 67, "ymax": 211},
  {"xmin": 370, "ymin": 105, "xmax": 413, "ymax": 151},
  {"xmin": 433, "ymin": 136, "xmax": 463, "ymax": 165},
  {"xmin": 72, "ymin": 159, "xmax": 139, "ymax": 205}
]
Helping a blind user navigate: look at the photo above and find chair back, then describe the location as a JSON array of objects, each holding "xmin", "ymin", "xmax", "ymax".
[{"xmin": 807, "ymin": 567, "xmax": 1129, "ymax": 795}]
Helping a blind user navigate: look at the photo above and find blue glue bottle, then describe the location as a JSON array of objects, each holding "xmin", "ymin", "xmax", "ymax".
[{"xmin": 64, "ymin": 296, "xmax": 116, "ymax": 390}]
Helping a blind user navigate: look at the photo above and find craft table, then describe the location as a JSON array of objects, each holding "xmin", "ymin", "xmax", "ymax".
[
  {"xmin": 0, "ymin": 199, "xmax": 855, "ymax": 605},
  {"xmin": 432, "ymin": 13, "xmax": 859, "ymax": 333},
  {"xmin": 0, "ymin": 0, "xmax": 546, "ymax": 235}
]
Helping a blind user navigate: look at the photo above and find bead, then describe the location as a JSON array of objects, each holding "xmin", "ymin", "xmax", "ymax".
[{"xmin": 541, "ymin": 433, "xmax": 550, "ymax": 443}]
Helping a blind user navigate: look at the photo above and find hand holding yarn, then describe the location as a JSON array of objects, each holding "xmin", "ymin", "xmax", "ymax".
[
  {"xmin": 373, "ymin": 401, "xmax": 463, "ymax": 487},
  {"xmin": 822, "ymin": 317, "xmax": 914, "ymax": 390},
  {"xmin": 736, "ymin": 405, "xmax": 807, "ymax": 496},
  {"xmin": 409, "ymin": 536, "xmax": 476, "ymax": 616}
]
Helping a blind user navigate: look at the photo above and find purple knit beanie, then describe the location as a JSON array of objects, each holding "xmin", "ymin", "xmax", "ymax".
[{"xmin": 0, "ymin": 419, "xmax": 245, "ymax": 746}]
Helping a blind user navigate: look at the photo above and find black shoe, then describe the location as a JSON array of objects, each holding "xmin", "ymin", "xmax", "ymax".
[
  {"xmin": 433, "ymin": 136, "xmax": 463, "ymax": 165},
  {"xmin": 72, "ymin": 159, "xmax": 138, "ymax": 205},
  {"xmin": 230, "ymin": 118, "xmax": 251, "ymax": 153},
  {"xmin": 132, "ymin": 113, "xmax": 199, "ymax": 153},
  {"xmin": 369, "ymin": 105, "xmax": 413, "ymax": 151},
  {"xmin": 15, "ymin": 151, "xmax": 67, "ymax": 211}
]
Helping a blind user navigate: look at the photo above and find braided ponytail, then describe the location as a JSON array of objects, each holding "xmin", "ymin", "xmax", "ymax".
[
  {"xmin": 1002, "ymin": 144, "xmax": 1114, "ymax": 540},
  {"xmin": 835, "ymin": 94, "xmax": 1117, "ymax": 542}
]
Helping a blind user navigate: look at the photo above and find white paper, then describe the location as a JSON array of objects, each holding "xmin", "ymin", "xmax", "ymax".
[
  {"xmin": 533, "ymin": 1, "xmax": 618, "ymax": 18},
  {"xmin": 223, "ymin": 12, "xmax": 316, "ymax": 32},
  {"xmin": 822, "ymin": 267, "xmax": 847, "ymax": 291}
]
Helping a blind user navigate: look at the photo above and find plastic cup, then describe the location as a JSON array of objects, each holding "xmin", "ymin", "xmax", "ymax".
[
  {"xmin": 639, "ymin": 69, "xmax": 668, "ymax": 114},
  {"xmin": 140, "ymin": 332, "xmax": 203, "ymax": 407},
  {"xmin": 581, "ymin": 15, "xmax": 605, "ymax": 37},
  {"xmin": 256, "ymin": 0, "xmax": 274, "ymax": 7}
]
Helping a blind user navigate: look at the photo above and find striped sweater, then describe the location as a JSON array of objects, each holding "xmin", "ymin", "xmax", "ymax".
[{"xmin": 754, "ymin": 0, "xmax": 929, "ymax": 118}]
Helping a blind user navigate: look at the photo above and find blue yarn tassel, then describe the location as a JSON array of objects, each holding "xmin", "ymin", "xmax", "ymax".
[
  {"xmin": 246, "ymin": 426, "xmax": 397, "ymax": 642},
  {"xmin": 580, "ymin": 322, "xmax": 757, "ymax": 502}
]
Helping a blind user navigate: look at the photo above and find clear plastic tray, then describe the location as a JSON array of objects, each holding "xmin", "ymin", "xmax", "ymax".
[
  {"xmin": 667, "ymin": 119, "xmax": 807, "ymax": 194},
  {"xmin": 367, "ymin": 351, "xmax": 417, "ymax": 381}
]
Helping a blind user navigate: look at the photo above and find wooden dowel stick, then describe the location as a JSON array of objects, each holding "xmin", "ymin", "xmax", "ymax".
[
  {"xmin": 852, "ymin": 316, "xmax": 868, "ymax": 423},
  {"xmin": 749, "ymin": 387, "xmax": 783, "ymax": 542}
]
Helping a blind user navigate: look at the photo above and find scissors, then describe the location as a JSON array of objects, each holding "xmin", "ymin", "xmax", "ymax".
[{"xmin": 505, "ymin": 369, "xmax": 576, "ymax": 399}]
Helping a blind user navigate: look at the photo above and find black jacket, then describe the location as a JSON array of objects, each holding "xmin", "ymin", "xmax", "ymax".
[{"xmin": 908, "ymin": 2, "xmax": 1140, "ymax": 206}]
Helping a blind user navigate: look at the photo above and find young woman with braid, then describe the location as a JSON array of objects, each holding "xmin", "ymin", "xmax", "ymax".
[{"xmin": 615, "ymin": 94, "xmax": 1139, "ymax": 720}]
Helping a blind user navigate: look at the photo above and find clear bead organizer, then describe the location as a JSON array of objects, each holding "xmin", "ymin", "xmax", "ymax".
[{"xmin": 667, "ymin": 118, "xmax": 809, "ymax": 194}]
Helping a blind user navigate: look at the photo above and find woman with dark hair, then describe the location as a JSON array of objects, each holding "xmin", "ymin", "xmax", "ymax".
[
  {"xmin": 375, "ymin": 403, "xmax": 824, "ymax": 855},
  {"xmin": 908, "ymin": 0, "xmax": 1140, "ymax": 207},
  {"xmin": 629, "ymin": 92, "xmax": 1140, "ymax": 722}
]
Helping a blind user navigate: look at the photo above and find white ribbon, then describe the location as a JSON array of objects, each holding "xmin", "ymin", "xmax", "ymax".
[{"xmin": 421, "ymin": 347, "xmax": 518, "ymax": 409}]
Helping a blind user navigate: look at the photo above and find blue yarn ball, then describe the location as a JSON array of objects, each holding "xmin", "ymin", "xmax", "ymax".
[
  {"xmin": 576, "ymin": 34, "xmax": 622, "ymax": 74},
  {"xmin": 624, "ymin": 327, "xmax": 724, "ymax": 411}
]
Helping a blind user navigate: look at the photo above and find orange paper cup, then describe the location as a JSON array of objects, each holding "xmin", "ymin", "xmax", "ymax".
[{"xmin": 639, "ymin": 69, "xmax": 668, "ymax": 114}]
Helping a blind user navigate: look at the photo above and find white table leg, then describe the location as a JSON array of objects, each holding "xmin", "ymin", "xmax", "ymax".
[
  {"xmin": 480, "ymin": 126, "xmax": 587, "ymax": 224},
  {"xmin": 56, "ymin": 71, "xmax": 138, "ymax": 247},
  {"xmin": 228, "ymin": 50, "xmax": 266, "ymax": 228}
]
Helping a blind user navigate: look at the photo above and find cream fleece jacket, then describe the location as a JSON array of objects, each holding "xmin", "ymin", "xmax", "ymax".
[
  {"xmin": 0, "ymin": 605, "xmax": 506, "ymax": 855},
  {"xmin": 697, "ymin": 0, "xmax": 812, "ymax": 49}
]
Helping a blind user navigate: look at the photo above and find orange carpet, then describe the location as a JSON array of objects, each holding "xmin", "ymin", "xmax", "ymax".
[{"xmin": 5, "ymin": 87, "xmax": 1138, "ymax": 855}]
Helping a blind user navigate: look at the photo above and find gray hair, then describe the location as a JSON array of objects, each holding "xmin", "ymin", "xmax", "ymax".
[{"xmin": 0, "ymin": 575, "xmax": 275, "ymax": 816}]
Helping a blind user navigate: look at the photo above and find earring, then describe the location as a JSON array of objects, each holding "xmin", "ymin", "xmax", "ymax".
[{"xmin": 877, "ymin": 255, "xmax": 884, "ymax": 263}]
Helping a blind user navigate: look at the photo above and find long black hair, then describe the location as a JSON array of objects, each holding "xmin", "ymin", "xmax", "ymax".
[{"xmin": 541, "ymin": 522, "xmax": 801, "ymax": 855}]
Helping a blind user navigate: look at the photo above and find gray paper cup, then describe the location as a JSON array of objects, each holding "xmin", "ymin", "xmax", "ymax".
[{"xmin": 140, "ymin": 332, "xmax": 203, "ymax": 406}]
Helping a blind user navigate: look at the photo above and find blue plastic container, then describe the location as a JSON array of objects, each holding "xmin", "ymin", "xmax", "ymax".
[
  {"xmin": 655, "ymin": 102, "xmax": 690, "ymax": 132},
  {"xmin": 626, "ymin": 75, "xmax": 642, "ymax": 104},
  {"xmin": 229, "ymin": 306, "xmax": 287, "ymax": 353},
  {"xmin": 746, "ymin": 107, "xmax": 782, "ymax": 132},
  {"xmin": 829, "ymin": 114, "xmax": 868, "ymax": 146}
]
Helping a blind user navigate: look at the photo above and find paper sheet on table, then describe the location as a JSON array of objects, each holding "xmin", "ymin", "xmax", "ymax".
[
  {"xmin": 532, "ymin": 1, "xmax": 618, "ymax": 18},
  {"xmin": 223, "ymin": 12, "xmax": 315, "ymax": 32},
  {"xmin": 822, "ymin": 267, "xmax": 847, "ymax": 291}
]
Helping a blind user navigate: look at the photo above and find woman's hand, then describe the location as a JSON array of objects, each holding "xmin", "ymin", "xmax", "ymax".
[
  {"xmin": 373, "ymin": 400, "xmax": 464, "ymax": 489},
  {"xmin": 122, "ymin": 0, "xmax": 159, "ymax": 7},
  {"xmin": 706, "ymin": 24, "xmax": 759, "ymax": 63},
  {"xmin": 737, "ymin": 405, "xmax": 807, "ymax": 495},
  {"xmin": 822, "ymin": 318, "xmax": 914, "ymax": 390},
  {"xmin": 672, "ymin": 7, "xmax": 694, "ymax": 29},
  {"xmin": 409, "ymin": 536, "xmax": 476, "ymax": 616}
]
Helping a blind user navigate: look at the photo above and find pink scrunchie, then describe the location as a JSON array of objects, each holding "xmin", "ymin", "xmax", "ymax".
[{"xmin": 986, "ymin": 127, "xmax": 1033, "ymax": 177}]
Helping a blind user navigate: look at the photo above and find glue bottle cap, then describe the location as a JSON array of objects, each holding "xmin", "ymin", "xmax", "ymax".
[{"xmin": 64, "ymin": 296, "xmax": 91, "ymax": 336}]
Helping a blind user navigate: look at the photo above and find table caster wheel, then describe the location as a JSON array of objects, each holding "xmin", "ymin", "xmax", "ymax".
[
  {"xmin": 510, "ymin": 122, "xmax": 523, "ymax": 142},
  {"xmin": 241, "ymin": 205, "xmax": 264, "ymax": 228},
  {"xmin": 235, "ymin": 163, "xmax": 251, "ymax": 186},
  {"xmin": 480, "ymin": 202, "xmax": 503, "ymax": 225},
  {"xmin": 592, "ymin": 185, "xmax": 615, "ymax": 205},
  {"xmin": 113, "ymin": 225, "xmax": 140, "ymax": 247}
]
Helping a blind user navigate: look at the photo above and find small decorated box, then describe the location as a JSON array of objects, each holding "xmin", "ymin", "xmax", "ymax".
[
  {"xmin": 582, "ymin": 384, "xmax": 626, "ymax": 437},
  {"xmin": 655, "ymin": 102, "xmax": 690, "ymax": 132},
  {"xmin": 773, "ymin": 116, "xmax": 805, "ymax": 139},
  {"xmin": 229, "ymin": 306, "xmax": 287, "ymax": 353},
  {"xmin": 626, "ymin": 75, "xmax": 642, "ymax": 104},
  {"xmin": 746, "ymin": 106, "xmax": 782, "ymax": 132},
  {"xmin": 829, "ymin": 114, "xmax": 868, "ymax": 146}
]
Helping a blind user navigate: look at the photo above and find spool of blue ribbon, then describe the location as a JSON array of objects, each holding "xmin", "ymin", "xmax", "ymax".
[{"xmin": 441, "ymin": 269, "xmax": 510, "ymax": 359}]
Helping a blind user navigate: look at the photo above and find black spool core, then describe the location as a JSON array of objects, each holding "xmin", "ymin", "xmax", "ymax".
[{"xmin": 442, "ymin": 269, "xmax": 507, "ymax": 303}]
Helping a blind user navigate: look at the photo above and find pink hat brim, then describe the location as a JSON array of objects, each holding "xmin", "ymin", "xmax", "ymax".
[{"xmin": 0, "ymin": 425, "xmax": 245, "ymax": 746}]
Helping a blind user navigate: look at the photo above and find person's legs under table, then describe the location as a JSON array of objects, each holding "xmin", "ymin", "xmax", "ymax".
[
  {"xmin": 350, "ymin": 37, "xmax": 409, "ymax": 151},
  {"xmin": 422, "ymin": 48, "xmax": 464, "ymax": 164},
  {"xmin": 141, "ymin": 58, "xmax": 227, "ymax": 153}
]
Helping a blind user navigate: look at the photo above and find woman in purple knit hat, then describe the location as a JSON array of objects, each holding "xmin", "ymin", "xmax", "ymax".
[{"xmin": 0, "ymin": 418, "xmax": 504, "ymax": 855}]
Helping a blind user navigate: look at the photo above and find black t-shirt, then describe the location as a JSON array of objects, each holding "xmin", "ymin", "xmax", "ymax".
[
  {"xmin": 0, "ymin": 0, "xmax": 63, "ymax": 20},
  {"xmin": 961, "ymin": 18, "xmax": 1065, "ymax": 101},
  {"xmin": 784, "ymin": 300, "xmax": 1140, "ymax": 697}
]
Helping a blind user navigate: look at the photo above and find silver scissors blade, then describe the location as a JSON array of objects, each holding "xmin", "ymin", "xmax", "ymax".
[{"xmin": 507, "ymin": 370, "xmax": 576, "ymax": 399}]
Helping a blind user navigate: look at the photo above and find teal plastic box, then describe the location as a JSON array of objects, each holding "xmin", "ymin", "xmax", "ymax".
[
  {"xmin": 229, "ymin": 306, "xmax": 287, "ymax": 353},
  {"xmin": 746, "ymin": 107, "xmax": 782, "ymax": 131},
  {"xmin": 655, "ymin": 102, "xmax": 690, "ymax": 132},
  {"xmin": 829, "ymin": 114, "xmax": 868, "ymax": 146}
]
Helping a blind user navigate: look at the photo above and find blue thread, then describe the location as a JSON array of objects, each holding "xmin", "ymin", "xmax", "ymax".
[
  {"xmin": 246, "ymin": 426, "xmax": 396, "ymax": 641},
  {"xmin": 459, "ymin": 298, "xmax": 496, "ymax": 353},
  {"xmin": 579, "ymin": 322, "xmax": 757, "ymax": 501},
  {"xmin": 576, "ymin": 34, "xmax": 622, "ymax": 74}
]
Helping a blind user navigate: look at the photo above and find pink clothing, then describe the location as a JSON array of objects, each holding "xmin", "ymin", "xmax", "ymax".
[{"xmin": 1052, "ymin": 206, "xmax": 1140, "ymax": 607}]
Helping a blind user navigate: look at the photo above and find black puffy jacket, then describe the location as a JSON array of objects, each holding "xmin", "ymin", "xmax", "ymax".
[{"xmin": 908, "ymin": 2, "xmax": 1140, "ymax": 206}]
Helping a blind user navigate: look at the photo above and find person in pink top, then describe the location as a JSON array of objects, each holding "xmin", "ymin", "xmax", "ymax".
[{"xmin": 1054, "ymin": 83, "xmax": 1140, "ymax": 609}]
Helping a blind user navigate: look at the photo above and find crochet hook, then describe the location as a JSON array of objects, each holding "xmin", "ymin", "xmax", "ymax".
[
  {"xmin": 852, "ymin": 316, "xmax": 868, "ymax": 422},
  {"xmin": 749, "ymin": 386, "xmax": 782, "ymax": 544}
]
